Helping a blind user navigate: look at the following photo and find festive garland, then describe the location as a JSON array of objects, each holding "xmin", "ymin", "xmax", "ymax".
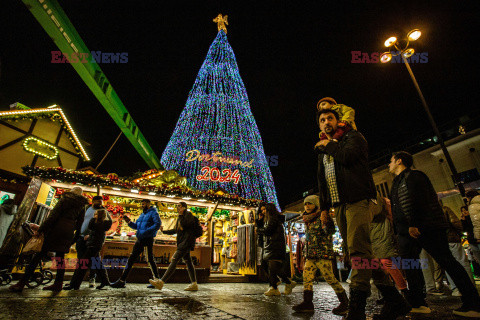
[{"xmin": 22, "ymin": 165, "xmax": 262, "ymax": 207}]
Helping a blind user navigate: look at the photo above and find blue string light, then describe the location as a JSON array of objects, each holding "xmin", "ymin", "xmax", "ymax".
[{"xmin": 161, "ymin": 30, "xmax": 280, "ymax": 209}]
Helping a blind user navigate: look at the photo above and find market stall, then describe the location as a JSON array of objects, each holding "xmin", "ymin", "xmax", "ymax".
[{"xmin": 14, "ymin": 166, "xmax": 262, "ymax": 282}]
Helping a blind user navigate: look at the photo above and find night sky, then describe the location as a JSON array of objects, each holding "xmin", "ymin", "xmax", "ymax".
[{"xmin": 1, "ymin": 1, "xmax": 479, "ymax": 208}]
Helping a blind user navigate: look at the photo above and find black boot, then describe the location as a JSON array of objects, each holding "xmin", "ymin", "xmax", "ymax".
[
  {"xmin": 292, "ymin": 290, "xmax": 314, "ymax": 313},
  {"xmin": 346, "ymin": 289, "xmax": 368, "ymax": 320},
  {"xmin": 96, "ymin": 280, "xmax": 110, "ymax": 289},
  {"xmin": 110, "ymin": 279, "xmax": 126, "ymax": 288},
  {"xmin": 332, "ymin": 290, "xmax": 349, "ymax": 315},
  {"xmin": 373, "ymin": 285, "xmax": 412, "ymax": 320}
]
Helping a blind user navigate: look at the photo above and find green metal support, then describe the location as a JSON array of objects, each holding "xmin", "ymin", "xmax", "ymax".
[{"xmin": 22, "ymin": 0, "xmax": 161, "ymax": 168}]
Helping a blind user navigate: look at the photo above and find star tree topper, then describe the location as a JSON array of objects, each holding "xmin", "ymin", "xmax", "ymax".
[{"xmin": 213, "ymin": 14, "xmax": 228, "ymax": 34}]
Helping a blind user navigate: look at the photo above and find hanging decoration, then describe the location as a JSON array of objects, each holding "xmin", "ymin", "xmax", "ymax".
[
  {"xmin": 22, "ymin": 137, "xmax": 59, "ymax": 160},
  {"xmin": 22, "ymin": 165, "xmax": 261, "ymax": 207}
]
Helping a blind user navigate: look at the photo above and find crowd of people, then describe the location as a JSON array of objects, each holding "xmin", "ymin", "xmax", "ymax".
[{"xmin": 6, "ymin": 97, "xmax": 480, "ymax": 319}]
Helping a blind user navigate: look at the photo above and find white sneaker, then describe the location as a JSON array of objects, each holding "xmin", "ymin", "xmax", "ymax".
[
  {"xmin": 452, "ymin": 288, "xmax": 462, "ymax": 296},
  {"xmin": 149, "ymin": 278, "xmax": 164, "ymax": 290},
  {"xmin": 284, "ymin": 281, "xmax": 297, "ymax": 295},
  {"xmin": 264, "ymin": 287, "xmax": 281, "ymax": 296},
  {"xmin": 184, "ymin": 282, "xmax": 198, "ymax": 291},
  {"xmin": 410, "ymin": 306, "xmax": 432, "ymax": 314},
  {"xmin": 453, "ymin": 308, "xmax": 480, "ymax": 318}
]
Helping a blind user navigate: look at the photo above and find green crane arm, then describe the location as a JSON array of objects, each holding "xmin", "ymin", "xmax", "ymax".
[{"xmin": 22, "ymin": 0, "xmax": 161, "ymax": 168}]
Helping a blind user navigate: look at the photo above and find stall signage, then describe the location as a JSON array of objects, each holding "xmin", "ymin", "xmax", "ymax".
[
  {"xmin": 36, "ymin": 183, "xmax": 56, "ymax": 206},
  {"xmin": 196, "ymin": 167, "xmax": 241, "ymax": 184},
  {"xmin": 185, "ymin": 149, "xmax": 254, "ymax": 168}
]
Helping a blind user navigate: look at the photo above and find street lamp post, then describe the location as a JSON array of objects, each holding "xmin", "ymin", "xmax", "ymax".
[{"xmin": 380, "ymin": 30, "xmax": 466, "ymax": 199}]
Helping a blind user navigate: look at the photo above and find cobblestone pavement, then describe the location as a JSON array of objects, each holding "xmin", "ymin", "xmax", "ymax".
[{"xmin": 0, "ymin": 282, "xmax": 470, "ymax": 319}]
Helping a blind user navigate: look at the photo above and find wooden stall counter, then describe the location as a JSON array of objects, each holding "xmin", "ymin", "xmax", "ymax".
[
  {"xmin": 101, "ymin": 240, "xmax": 212, "ymax": 269},
  {"xmin": 99, "ymin": 239, "xmax": 212, "ymax": 283}
]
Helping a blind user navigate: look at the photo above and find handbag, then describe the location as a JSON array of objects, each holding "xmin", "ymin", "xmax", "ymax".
[{"xmin": 23, "ymin": 234, "xmax": 44, "ymax": 254}]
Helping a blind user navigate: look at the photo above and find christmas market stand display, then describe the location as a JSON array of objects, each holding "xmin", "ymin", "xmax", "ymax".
[{"xmin": 22, "ymin": 166, "xmax": 262, "ymax": 208}]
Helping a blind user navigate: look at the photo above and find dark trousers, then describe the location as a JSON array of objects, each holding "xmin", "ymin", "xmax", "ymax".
[
  {"xmin": 23, "ymin": 246, "xmax": 65, "ymax": 284},
  {"xmin": 161, "ymin": 249, "xmax": 196, "ymax": 283},
  {"xmin": 267, "ymin": 259, "xmax": 291, "ymax": 289},
  {"xmin": 76, "ymin": 237, "xmax": 95, "ymax": 280},
  {"xmin": 398, "ymin": 230, "xmax": 480, "ymax": 308},
  {"xmin": 120, "ymin": 237, "xmax": 159, "ymax": 281},
  {"xmin": 70, "ymin": 246, "xmax": 109, "ymax": 288}
]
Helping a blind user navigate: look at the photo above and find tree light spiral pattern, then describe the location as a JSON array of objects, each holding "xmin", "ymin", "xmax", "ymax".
[{"xmin": 161, "ymin": 31, "xmax": 280, "ymax": 209}]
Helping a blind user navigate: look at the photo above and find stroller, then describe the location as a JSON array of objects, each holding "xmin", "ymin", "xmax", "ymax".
[{"xmin": 10, "ymin": 222, "xmax": 54, "ymax": 288}]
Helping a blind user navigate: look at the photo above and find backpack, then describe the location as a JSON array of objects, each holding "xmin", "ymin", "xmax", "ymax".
[{"xmin": 193, "ymin": 215, "xmax": 204, "ymax": 238}]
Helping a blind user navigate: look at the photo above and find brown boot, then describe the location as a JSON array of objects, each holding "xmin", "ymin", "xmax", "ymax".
[
  {"xmin": 9, "ymin": 280, "xmax": 26, "ymax": 292},
  {"xmin": 332, "ymin": 290, "xmax": 349, "ymax": 315},
  {"xmin": 292, "ymin": 290, "xmax": 314, "ymax": 313},
  {"xmin": 43, "ymin": 282, "xmax": 63, "ymax": 292}
]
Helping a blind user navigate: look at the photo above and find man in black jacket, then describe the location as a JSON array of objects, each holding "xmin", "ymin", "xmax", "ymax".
[
  {"xmin": 149, "ymin": 202, "xmax": 198, "ymax": 291},
  {"xmin": 315, "ymin": 109, "xmax": 410, "ymax": 320},
  {"xmin": 389, "ymin": 151, "xmax": 480, "ymax": 318}
]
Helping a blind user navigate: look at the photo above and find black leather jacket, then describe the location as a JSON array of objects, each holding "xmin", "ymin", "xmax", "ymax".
[
  {"xmin": 317, "ymin": 130, "xmax": 376, "ymax": 210},
  {"xmin": 86, "ymin": 214, "xmax": 113, "ymax": 250},
  {"xmin": 390, "ymin": 168, "xmax": 448, "ymax": 235},
  {"xmin": 256, "ymin": 214, "xmax": 286, "ymax": 261}
]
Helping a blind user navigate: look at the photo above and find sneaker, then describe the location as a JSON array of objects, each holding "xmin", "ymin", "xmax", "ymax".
[
  {"xmin": 149, "ymin": 278, "xmax": 164, "ymax": 290},
  {"xmin": 184, "ymin": 282, "xmax": 198, "ymax": 291},
  {"xmin": 452, "ymin": 288, "xmax": 462, "ymax": 297},
  {"xmin": 264, "ymin": 287, "xmax": 281, "ymax": 296},
  {"xmin": 110, "ymin": 280, "xmax": 126, "ymax": 288},
  {"xmin": 410, "ymin": 306, "xmax": 432, "ymax": 314},
  {"xmin": 427, "ymin": 288, "xmax": 444, "ymax": 296},
  {"xmin": 89, "ymin": 278, "xmax": 95, "ymax": 288},
  {"xmin": 453, "ymin": 305, "xmax": 480, "ymax": 318},
  {"xmin": 284, "ymin": 281, "xmax": 297, "ymax": 295}
]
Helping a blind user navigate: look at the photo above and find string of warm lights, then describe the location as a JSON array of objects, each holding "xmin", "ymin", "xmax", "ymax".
[
  {"xmin": 0, "ymin": 107, "xmax": 90, "ymax": 161},
  {"xmin": 22, "ymin": 137, "xmax": 59, "ymax": 160},
  {"xmin": 160, "ymin": 30, "xmax": 280, "ymax": 209}
]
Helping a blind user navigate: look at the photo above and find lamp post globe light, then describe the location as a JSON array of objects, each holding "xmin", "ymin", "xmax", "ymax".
[{"xmin": 380, "ymin": 29, "xmax": 467, "ymax": 199}]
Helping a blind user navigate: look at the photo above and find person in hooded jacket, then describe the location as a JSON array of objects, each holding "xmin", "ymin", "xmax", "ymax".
[
  {"xmin": 111, "ymin": 199, "xmax": 161, "ymax": 288},
  {"xmin": 149, "ymin": 202, "xmax": 198, "ymax": 291},
  {"xmin": 256, "ymin": 203, "xmax": 294, "ymax": 296},
  {"xmin": 467, "ymin": 190, "xmax": 480, "ymax": 242},
  {"xmin": 370, "ymin": 195, "xmax": 408, "ymax": 302},
  {"xmin": 64, "ymin": 209, "xmax": 112, "ymax": 290},
  {"xmin": 9, "ymin": 187, "xmax": 88, "ymax": 292},
  {"xmin": 293, "ymin": 195, "xmax": 348, "ymax": 314}
]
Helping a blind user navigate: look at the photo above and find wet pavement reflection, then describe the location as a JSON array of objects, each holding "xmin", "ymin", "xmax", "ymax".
[{"xmin": 0, "ymin": 282, "xmax": 472, "ymax": 319}]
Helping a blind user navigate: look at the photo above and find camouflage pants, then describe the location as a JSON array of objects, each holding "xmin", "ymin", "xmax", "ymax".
[{"xmin": 303, "ymin": 258, "xmax": 345, "ymax": 293}]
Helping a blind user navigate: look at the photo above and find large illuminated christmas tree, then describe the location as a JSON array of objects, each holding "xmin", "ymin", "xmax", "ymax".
[{"xmin": 161, "ymin": 15, "xmax": 280, "ymax": 209}]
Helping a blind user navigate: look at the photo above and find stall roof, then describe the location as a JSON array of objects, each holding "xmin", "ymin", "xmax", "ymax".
[{"xmin": 0, "ymin": 106, "xmax": 90, "ymax": 160}]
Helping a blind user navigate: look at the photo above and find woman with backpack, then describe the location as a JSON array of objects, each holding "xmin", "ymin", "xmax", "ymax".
[{"xmin": 149, "ymin": 202, "xmax": 200, "ymax": 291}]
